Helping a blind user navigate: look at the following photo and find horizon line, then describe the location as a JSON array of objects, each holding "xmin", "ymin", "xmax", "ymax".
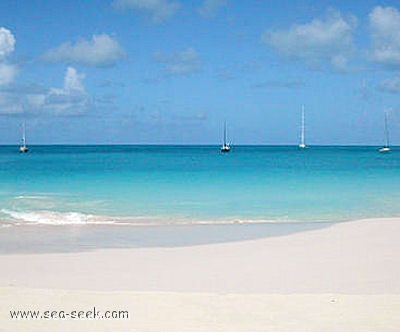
[{"xmin": 0, "ymin": 144, "xmax": 398, "ymax": 147}]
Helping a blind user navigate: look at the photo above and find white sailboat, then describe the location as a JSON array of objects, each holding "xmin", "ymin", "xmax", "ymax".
[
  {"xmin": 19, "ymin": 123, "xmax": 28, "ymax": 153},
  {"xmin": 379, "ymin": 111, "xmax": 390, "ymax": 153},
  {"xmin": 299, "ymin": 105, "xmax": 306, "ymax": 149},
  {"xmin": 221, "ymin": 121, "xmax": 230, "ymax": 152}
]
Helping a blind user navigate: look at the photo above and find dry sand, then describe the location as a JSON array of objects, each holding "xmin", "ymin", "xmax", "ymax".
[{"xmin": 1, "ymin": 218, "xmax": 400, "ymax": 331}]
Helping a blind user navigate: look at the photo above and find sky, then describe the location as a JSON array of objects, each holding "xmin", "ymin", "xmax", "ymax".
[{"xmin": 0, "ymin": 0, "xmax": 400, "ymax": 145}]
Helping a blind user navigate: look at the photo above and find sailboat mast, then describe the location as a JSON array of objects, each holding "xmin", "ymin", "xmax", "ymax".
[
  {"xmin": 384, "ymin": 111, "xmax": 389, "ymax": 148},
  {"xmin": 22, "ymin": 122, "xmax": 26, "ymax": 146},
  {"xmin": 298, "ymin": 105, "xmax": 306, "ymax": 148},
  {"xmin": 301, "ymin": 105, "xmax": 305, "ymax": 147},
  {"xmin": 223, "ymin": 121, "xmax": 227, "ymax": 145}
]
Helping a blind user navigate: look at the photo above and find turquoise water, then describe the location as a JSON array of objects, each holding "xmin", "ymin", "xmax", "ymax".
[{"xmin": 0, "ymin": 145, "xmax": 399, "ymax": 227}]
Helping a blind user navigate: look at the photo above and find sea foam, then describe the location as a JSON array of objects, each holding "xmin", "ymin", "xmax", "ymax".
[
  {"xmin": 1, "ymin": 209, "xmax": 107, "ymax": 225},
  {"xmin": 0, "ymin": 209, "xmax": 299, "ymax": 227}
]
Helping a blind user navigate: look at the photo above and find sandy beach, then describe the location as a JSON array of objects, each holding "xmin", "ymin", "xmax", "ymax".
[{"xmin": 1, "ymin": 218, "xmax": 400, "ymax": 331}]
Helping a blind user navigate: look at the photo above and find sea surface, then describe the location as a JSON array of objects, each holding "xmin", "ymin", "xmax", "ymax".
[{"xmin": 0, "ymin": 145, "xmax": 399, "ymax": 252}]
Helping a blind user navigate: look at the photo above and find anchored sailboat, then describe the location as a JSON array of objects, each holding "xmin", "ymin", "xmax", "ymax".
[
  {"xmin": 299, "ymin": 105, "xmax": 306, "ymax": 149},
  {"xmin": 221, "ymin": 121, "xmax": 230, "ymax": 152},
  {"xmin": 19, "ymin": 123, "xmax": 28, "ymax": 153},
  {"xmin": 379, "ymin": 111, "xmax": 390, "ymax": 153}
]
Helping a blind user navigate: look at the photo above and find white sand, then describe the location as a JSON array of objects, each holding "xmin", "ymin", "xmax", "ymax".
[
  {"xmin": 1, "ymin": 218, "xmax": 400, "ymax": 331},
  {"xmin": 2, "ymin": 289, "xmax": 400, "ymax": 332}
]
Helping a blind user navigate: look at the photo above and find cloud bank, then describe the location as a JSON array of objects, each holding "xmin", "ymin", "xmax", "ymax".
[
  {"xmin": 42, "ymin": 34, "xmax": 126, "ymax": 67},
  {"xmin": 154, "ymin": 47, "xmax": 202, "ymax": 75},
  {"xmin": 112, "ymin": 0, "xmax": 180, "ymax": 23},
  {"xmin": 198, "ymin": 0, "xmax": 227, "ymax": 18},
  {"xmin": 369, "ymin": 6, "xmax": 400, "ymax": 68},
  {"xmin": 262, "ymin": 10, "xmax": 357, "ymax": 71}
]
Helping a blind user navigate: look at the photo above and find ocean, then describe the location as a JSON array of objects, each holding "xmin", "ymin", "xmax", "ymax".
[{"xmin": 0, "ymin": 145, "xmax": 399, "ymax": 252}]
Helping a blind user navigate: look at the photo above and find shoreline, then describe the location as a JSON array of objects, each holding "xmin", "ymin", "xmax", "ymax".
[
  {"xmin": 2, "ymin": 208, "xmax": 399, "ymax": 226},
  {"xmin": 0, "ymin": 219, "xmax": 336, "ymax": 254},
  {"xmin": 1, "ymin": 216, "xmax": 399, "ymax": 255}
]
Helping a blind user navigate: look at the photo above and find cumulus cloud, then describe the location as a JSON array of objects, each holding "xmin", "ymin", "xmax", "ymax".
[
  {"xmin": 0, "ymin": 29, "xmax": 90, "ymax": 116},
  {"xmin": 42, "ymin": 34, "xmax": 126, "ymax": 67},
  {"xmin": 262, "ymin": 9, "xmax": 357, "ymax": 70},
  {"xmin": 369, "ymin": 6, "xmax": 400, "ymax": 67},
  {"xmin": 154, "ymin": 47, "xmax": 202, "ymax": 75},
  {"xmin": 44, "ymin": 67, "xmax": 90, "ymax": 115},
  {"xmin": 0, "ymin": 67, "xmax": 90, "ymax": 116},
  {"xmin": 198, "ymin": 0, "xmax": 227, "ymax": 18},
  {"xmin": 0, "ymin": 27, "xmax": 17, "ymax": 86},
  {"xmin": 112, "ymin": 0, "xmax": 180, "ymax": 23},
  {"xmin": 0, "ymin": 27, "xmax": 15, "ymax": 58}
]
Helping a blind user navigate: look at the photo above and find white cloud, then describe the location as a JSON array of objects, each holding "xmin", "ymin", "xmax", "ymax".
[
  {"xmin": 0, "ymin": 67, "xmax": 90, "ymax": 116},
  {"xmin": 63, "ymin": 67, "xmax": 85, "ymax": 93},
  {"xmin": 42, "ymin": 34, "xmax": 126, "ymax": 67},
  {"xmin": 369, "ymin": 6, "xmax": 400, "ymax": 67},
  {"xmin": 154, "ymin": 47, "xmax": 202, "ymax": 75},
  {"xmin": 0, "ymin": 28, "xmax": 90, "ymax": 116},
  {"xmin": 44, "ymin": 67, "xmax": 89, "ymax": 115},
  {"xmin": 0, "ymin": 27, "xmax": 15, "ymax": 58},
  {"xmin": 113, "ymin": 0, "xmax": 180, "ymax": 23},
  {"xmin": 262, "ymin": 10, "xmax": 357, "ymax": 70},
  {"xmin": 0, "ymin": 27, "xmax": 17, "ymax": 86},
  {"xmin": 198, "ymin": 0, "xmax": 227, "ymax": 18}
]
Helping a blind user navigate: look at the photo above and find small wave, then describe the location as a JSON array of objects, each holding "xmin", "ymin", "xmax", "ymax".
[
  {"xmin": 0, "ymin": 209, "xmax": 313, "ymax": 227},
  {"xmin": 14, "ymin": 195, "xmax": 51, "ymax": 200},
  {"xmin": 168, "ymin": 218, "xmax": 283, "ymax": 225},
  {"xmin": 0, "ymin": 209, "xmax": 118, "ymax": 226},
  {"xmin": 0, "ymin": 209, "xmax": 174, "ymax": 226}
]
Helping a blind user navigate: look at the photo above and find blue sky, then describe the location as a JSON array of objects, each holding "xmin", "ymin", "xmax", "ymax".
[{"xmin": 0, "ymin": 0, "xmax": 400, "ymax": 145}]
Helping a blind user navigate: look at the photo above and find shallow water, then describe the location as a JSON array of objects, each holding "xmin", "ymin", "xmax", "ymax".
[
  {"xmin": 1, "ymin": 145, "xmax": 399, "ymax": 224},
  {"xmin": 0, "ymin": 145, "xmax": 399, "ymax": 252}
]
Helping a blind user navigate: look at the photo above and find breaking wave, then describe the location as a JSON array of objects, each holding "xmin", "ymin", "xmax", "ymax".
[
  {"xmin": 0, "ymin": 209, "xmax": 127, "ymax": 226},
  {"xmin": 0, "ymin": 209, "xmax": 293, "ymax": 227}
]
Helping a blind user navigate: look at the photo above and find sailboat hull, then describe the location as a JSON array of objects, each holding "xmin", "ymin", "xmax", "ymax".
[
  {"xmin": 221, "ymin": 145, "xmax": 230, "ymax": 152},
  {"xmin": 221, "ymin": 122, "xmax": 230, "ymax": 152},
  {"xmin": 379, "ymin": 147, "xmax": 390, "ymax": 153}
]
